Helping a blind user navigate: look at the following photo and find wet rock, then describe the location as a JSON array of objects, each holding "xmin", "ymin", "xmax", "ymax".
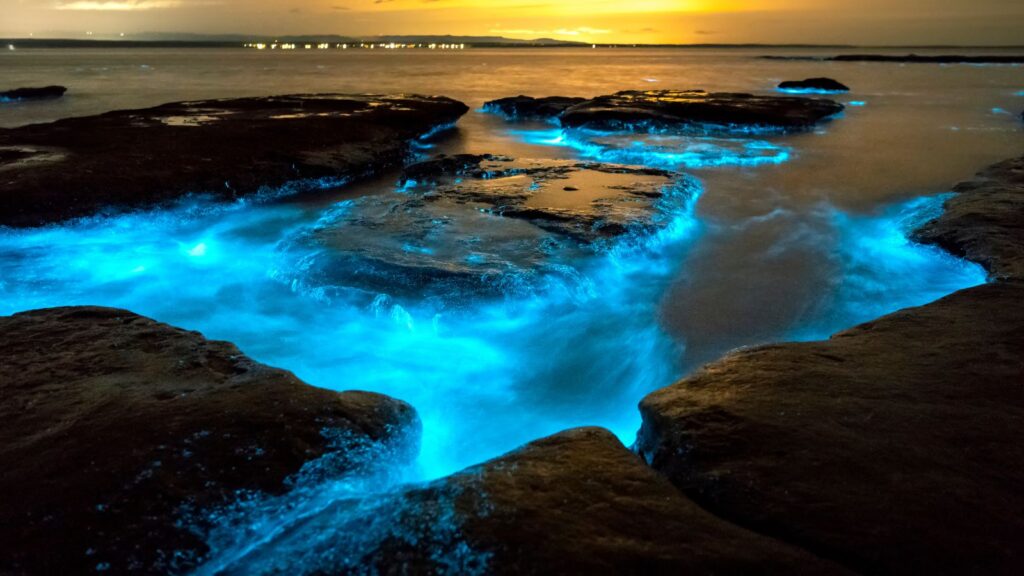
[
  {"xmin": 400, "ymin": 153, "xmax": 508, "ymax": 184},
  {"xmin": 777, "ymin": 78, "xmax": 850, "ymax": 93},
  {"xmin": 482, "ymin": 95, "xmax": 588, "ymax": 120},
  {"xmin": 485, "ymin": 90, "xmax": 843, "ymax": 132},
  {"xmin": 915, "ymin": 156, "xmax": 1024, "ymax": 279},
  {"xmin": 0, "ymin": 85, "xmax": 67, "ymax": 102},
  {"xmin": 0, "ymin": 306, "xmax": 419, "ymax": 575},
  {"xmin": 365, "ymin": 428, "xmax": 850, "ymax": 575},
  {"xmin": 286, "ymin": 156, "xmax": 694, "ymax": 304},
  {"xmin": 638, "ymin": 280, "xmax": 1024, "ymax": 575},
  {"xmin": 558, "ymin": 90, "xmax": 844, "ymax": 131},
  {"xmin": 0, "ymin": 93, "xmax": 469, "ymax": 227}
]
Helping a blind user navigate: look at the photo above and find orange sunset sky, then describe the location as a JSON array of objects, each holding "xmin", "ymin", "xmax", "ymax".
[{"xmin": 3, "ymin": 0, "xmax": 1024, "ymax": 45}]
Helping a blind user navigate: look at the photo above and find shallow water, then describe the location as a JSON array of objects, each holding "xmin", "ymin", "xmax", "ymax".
[{"xmin": 1, "ymin": 47, "xmax": 1021, "ymax": 571}]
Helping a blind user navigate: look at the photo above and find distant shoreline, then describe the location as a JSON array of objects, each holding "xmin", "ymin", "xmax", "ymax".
[{"xmin": 4, "ymin": 38, "xmax": 1024, "ymax": 50}]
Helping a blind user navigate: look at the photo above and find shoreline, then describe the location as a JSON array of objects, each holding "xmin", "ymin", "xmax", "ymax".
[{"xmin": 0, "ymin": 92, "xmax": 1021, "ymax": 571}]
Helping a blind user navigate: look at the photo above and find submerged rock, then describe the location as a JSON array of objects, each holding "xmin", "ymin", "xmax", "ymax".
[
  {"xmin": 284, "ymin": 155, "xmax": 694, "ymax": 304},
  {"xmin": 915, "ymin": 156, "xmax": 1024, "ymax": 279},
  {"xmin": 777, "ymin": 78, "xmax": 850, "ymax": 93},
  {"xmin": 559, "ymin": 90, "xmax": 844, "ymax": 132},
  {"xmin": 0, "ymin": 85, "xmax": 67, "ymax": 102},
  {"xmin": 0, "ymin": 93, "xmax": 469, "ymax": 227},
  {"xmin": 0, "ymin": 307, "xmax": 419, "ymax": 575},
  {"xmin": 361, "ymin": 428, "xmax": 849, "ymax": 574},
  {"xmin": 482, "ymin": 95, "xmax": 587, "ymax": 120}
]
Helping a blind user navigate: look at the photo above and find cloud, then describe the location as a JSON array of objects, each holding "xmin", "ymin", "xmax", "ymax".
[
  {"xmin": 55, "ymin": 0, "xmax": 184, "ymax": 9},
  {"xmin": 490, "ymin": 26, "xmax": 611, "ymax": 37}
]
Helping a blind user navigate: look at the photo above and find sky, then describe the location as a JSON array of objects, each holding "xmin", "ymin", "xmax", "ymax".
[{"xmin": 2, "ymin": 0, "xmax": 1024, "ymax": 45}]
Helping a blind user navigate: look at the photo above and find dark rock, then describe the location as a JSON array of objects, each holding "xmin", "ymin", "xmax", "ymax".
[
  {"xmin": 558, "ymin": 90, "xmax": 844, "ymax": 132},
  {"xmin": 0, "ymin": 306, "xmax": 419, "ymax": 575},
  {"xmin": 363, "ymin": 428, "xmax": 850, "ymax": 575},
  {"xmin": 400, "ymin": 153, "xmax": 507, "ymax": 185},
  {"xmin": 638, "ymin": 152, "xmax": 1024, "ymax": 574},
  {"xmin": 0, "ymin": 93, "xmax": 469, "ymax": 228},
  {"xmin": 286, "ymin": 156, "xmax": 694, "ymax": 304},
  {"xmin": 0, "ymin": 85, "xmax": 67, "ymax": 102},
  {"xmin": 637, "ymin": 281, "xmax": 1024, "ymax": 575},
  {"xmin": 915, "ymin": 156, "xmax": 1024, "ymax": 279},
  {"xmin": 482, "ymin": 95, "xmax": 588, "ymax": 120},
  {"xmin": 777, "ymin": 78, "xmax": 850, "ymax": 93}
]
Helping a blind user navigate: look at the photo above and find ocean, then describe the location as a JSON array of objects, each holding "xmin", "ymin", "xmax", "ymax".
[{"xmin": 1, "ymin": 46, "xmax": 1022, "ymax": 571}]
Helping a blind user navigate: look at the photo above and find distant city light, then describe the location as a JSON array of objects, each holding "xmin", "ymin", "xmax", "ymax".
[{"xmin": 243, "ymin": 41, "xmax": 467, "ymax": 51}]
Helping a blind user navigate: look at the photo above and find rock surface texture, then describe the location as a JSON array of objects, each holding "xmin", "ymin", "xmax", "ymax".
[
  {"xmin": 0, "ymin": 85, "xmax": 67, "ymax": 101},
  {"xmin": 485, "ymin": 90, "xmax": 844, "ymax": 131},
  {"xmin": 0, "ymin": 93, "xmax": 469, "ymax": 227},
  {"xmin": 284, "ymin": 154, "xmax": 695, "ymax": 304},
  {"xmin": 482, "ymin": 95, "xmax": 587, "ymax": 119},
  {"xmin": 364, "ymin": 428, "xmax": 851, "ymax": 575},
  {"xmin": 915, "ymin": 156, "xmax": 1024, "ymax": 279},
  {"xmin": 0, "ymin": 307, "xmax": 419, "ymax": 575},
  {"xmin": 637, "ymin": 154, "xmax": 1024, "ymax": 575}
]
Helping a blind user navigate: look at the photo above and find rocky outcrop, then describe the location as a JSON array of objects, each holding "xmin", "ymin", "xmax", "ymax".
[
  {"xmin": 0, "ymin": 85, "xmax": 67, "ymax": 102},
  {"xmin": 915, "ymin": 156, "xmax": 1024, "ymax": 279},
  {"xmin": 0, "ymin": 307, "xmax": 419, "ymax": 575},
  {"xmin": 777, "ymin": 78, "xmax": 850, "ymax": 93},
  {"xmin": 285, "ymin": 155, "xmax": 695, "ymax": 304},
  {"xmin": 637, "ymin": 155, "xmax": 1024, "ymax": 575},
  {"xmin": 361, "ymin": 428, "xmax": 850, "ymax": 575},
  {"xmin": 482, "ymin": 95, "xmax": 587, "ymax": 120},
  {"xmin": 484, "ymin": 90, "xmax": 844, "ymax": 132},
  {"xmin": 0, "ymin": 93, "xmax": 469, "ymax": 227},
  {"xmin": 559, "ymin": 90, "xmax": 844, "ymax": 131}
]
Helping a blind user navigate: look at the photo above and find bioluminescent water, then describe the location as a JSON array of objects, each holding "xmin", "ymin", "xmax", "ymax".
[{"xmin": 2, "ymin": 46, "xmax": 1022, "ymax": 572}]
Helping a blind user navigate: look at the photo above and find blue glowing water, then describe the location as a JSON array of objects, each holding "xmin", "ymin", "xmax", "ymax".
[
  {"xmin": 776, "ymin": 87, "xmax": 848, "ymax": 95},
  {"xmin": 0, "ymin": 44, "xmax": 1020, "ymax": 572},
  {"xmin": 507, "ymin": 127, "xmax": 792, "ymax": 170}
]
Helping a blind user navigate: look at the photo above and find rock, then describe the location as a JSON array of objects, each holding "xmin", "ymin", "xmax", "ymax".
[
  {"xmin": 399, "ymin": 153, "xmax": 507, "ymax": 184},
  {"xmin": 638, "ymin": 153, "xmax": 1024, "ymax": 574},
  {"xmin": 284, "ymin": 156, "xmax": 695, "ymax": 304},
  {"xmin": 0, "ymin": 85, "xmax": 67, "ymax": 102},
  {"xmin": 777, "ymin": 78, "xmax": 850, "ymax": 93},
  {"xmin": 558, "ymin": 90, "xmax": 844, "ymax": 132},
  {"xmin": 0, "ymin": 306, "xmax": 419, "ymax": 575},
  {"xmin": 637, "ymin": 281, "xmax": 1024, "ymax": 575},
  {"xmin": 915, "ymin": 156, "xmax": 1024, "ymax": 279},
  {"xmin": 357, "ymin": 428, "xmax": 850, "ymax": 575},
  {"xmin": 0, "ymin": 93, "xmax": 469, "ymax": 228},
  {"xmin": 482, "ymin": 95, "xmax": 588, "ymax": 120}
]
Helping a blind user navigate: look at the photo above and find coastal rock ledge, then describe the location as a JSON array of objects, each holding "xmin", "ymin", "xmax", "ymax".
[
  {"xmin": 637, "ymin": 154, "xmax": 1024, "ymax": 575},
  {"xmin": 363, "ymin": 428, "xmax": 850, "ymax": 575},
  {"xmin": 485, "ymin": 89, "xmax": 845, "ymax": 131},
  {"xmin": 0, "ymin": 307, "xmax": 419, "ymax": 575},
  {"xmin": 0, "ymin": 93, "xmax": 469, "ymax": 227}
]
